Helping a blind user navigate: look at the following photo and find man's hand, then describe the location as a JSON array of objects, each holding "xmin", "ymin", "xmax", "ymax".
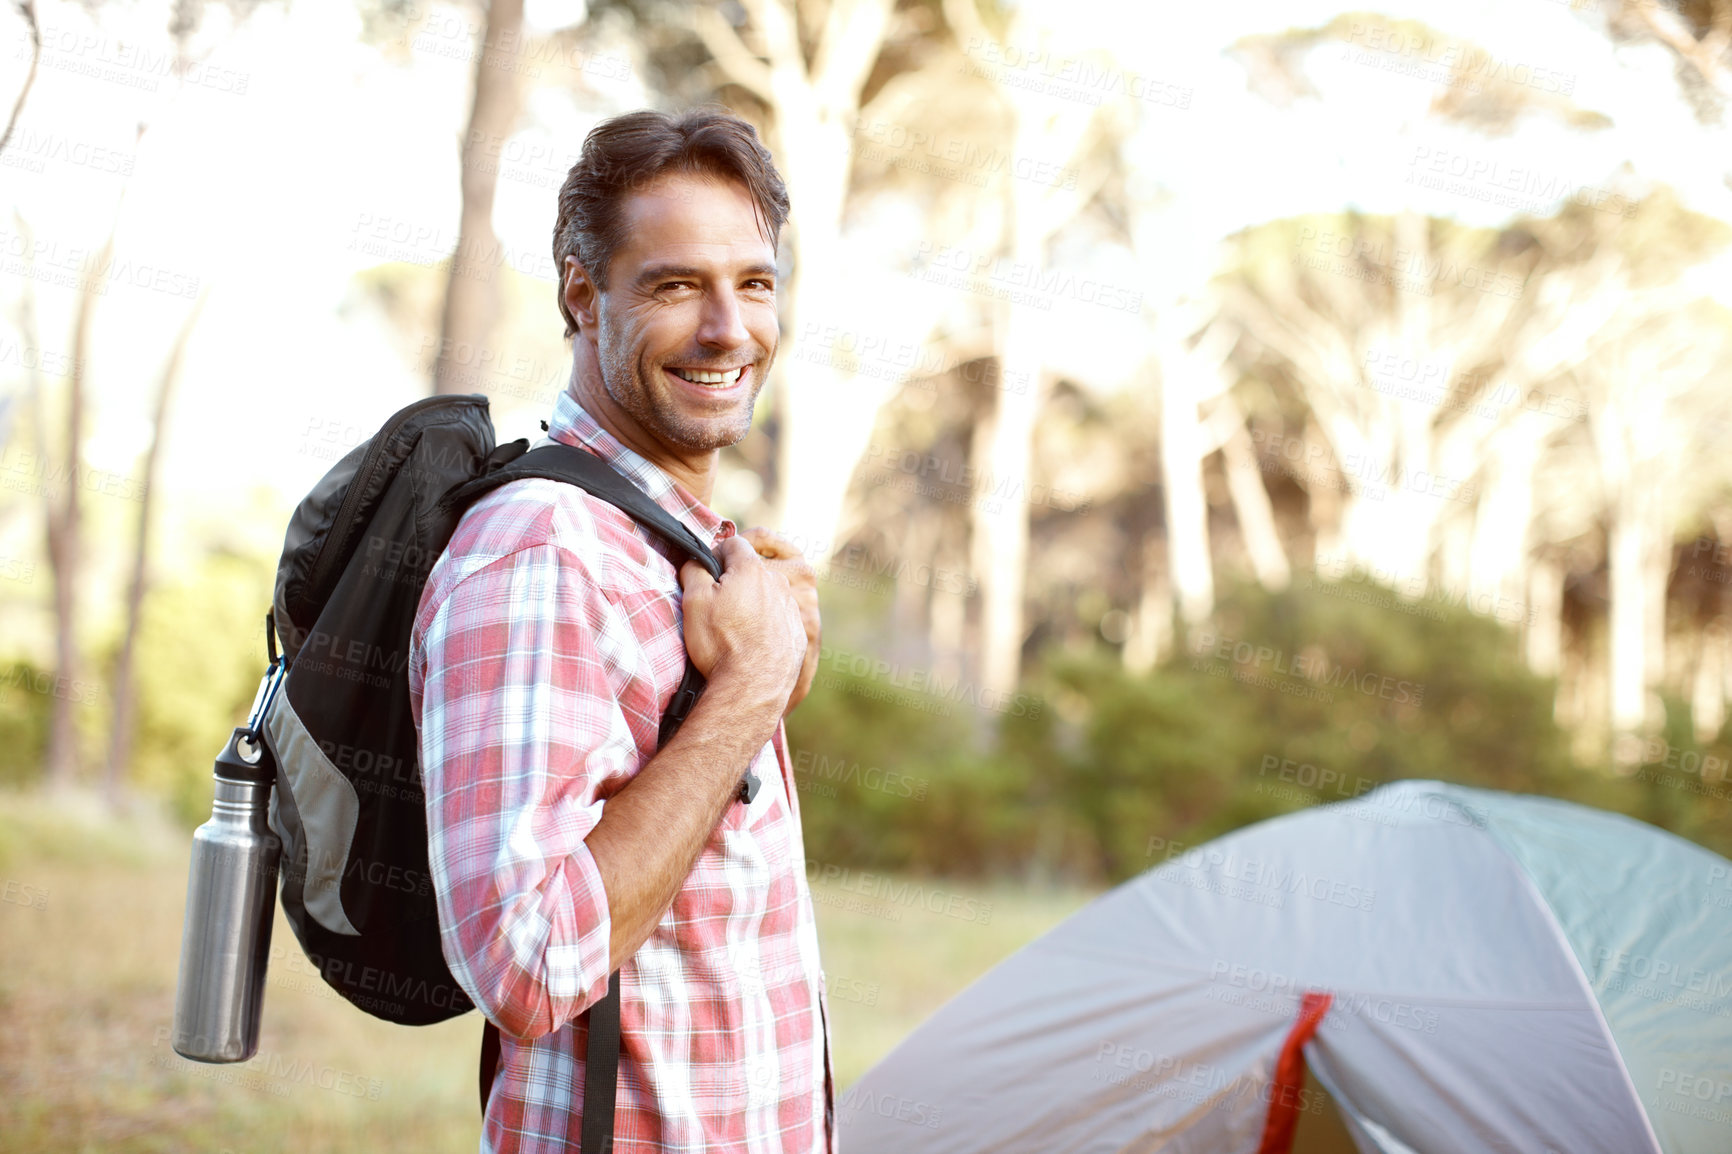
[
  {"xmin": 680, "ymin": 535, "xmax": 807, "ymax": 718},
  {"xmin": 740, "ymin": 527, "xmax": 821, "ymax": 715}
]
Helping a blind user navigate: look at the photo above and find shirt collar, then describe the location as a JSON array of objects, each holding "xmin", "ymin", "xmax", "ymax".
[{"xmin": 546, "ymin": 390, "xmax": 734, "ymax": 547}]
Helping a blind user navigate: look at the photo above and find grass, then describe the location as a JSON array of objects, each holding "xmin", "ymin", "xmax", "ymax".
[{"xmin": 0, "ymin": 788, "xmax": 1098, "ymax": 1153}]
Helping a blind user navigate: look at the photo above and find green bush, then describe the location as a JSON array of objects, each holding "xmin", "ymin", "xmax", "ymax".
[
  {"xmin": 789, "ymin": 574, "xmax": 1634, "ymax": 884},
  {"xmin": 126, "ymin": 551, "xmax": 277, "ymax": 826},
  {"xmin": 0, "ymin": 661, "xmax": 53, "ymax": 787}
]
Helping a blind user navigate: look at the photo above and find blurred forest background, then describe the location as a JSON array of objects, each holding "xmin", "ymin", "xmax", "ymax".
[
  {"xmin": 4, "ymin": 0, "xmax": 1732, "ymax": 1146},
  {"xmin": 3, "ymin": 0, "xmax": 1731, "ymax": 873}
]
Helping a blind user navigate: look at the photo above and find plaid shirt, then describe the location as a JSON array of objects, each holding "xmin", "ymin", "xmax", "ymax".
[{"xmin": 409, "ymin": 392, "xmax": 835, "ymax": 1153}]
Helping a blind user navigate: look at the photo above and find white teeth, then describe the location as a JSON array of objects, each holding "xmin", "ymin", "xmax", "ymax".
[{"xmin": 673, "ymin": 366, "xmax": 744, "ymax": 386}]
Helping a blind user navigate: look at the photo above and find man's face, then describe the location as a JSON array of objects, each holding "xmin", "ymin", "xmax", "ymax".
[{"xmin": 590, "ymin": 172, "xmax": 778, "ymax": 454}]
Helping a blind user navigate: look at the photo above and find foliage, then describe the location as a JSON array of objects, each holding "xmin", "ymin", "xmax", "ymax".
[
  {"xmin": 0, "ymin": 662, "xmax": 52, "ymax": 788},
  {"xmin": 124, "ymin": 550, "xmax": 278, "ymax": 827},
  {"xmin": 788, "ymin": 574, "xmax": 1732, "ymax": 885}
]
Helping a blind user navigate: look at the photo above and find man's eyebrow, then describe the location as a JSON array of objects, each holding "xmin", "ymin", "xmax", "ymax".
[{"xmin": 635, "ymin": 262, "xmax": 778, "ymax": 286}]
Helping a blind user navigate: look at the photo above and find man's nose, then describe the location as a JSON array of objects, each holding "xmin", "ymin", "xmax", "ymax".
[{"xmin": 696, "ymin": 287, "xmax": 752, "ymax": 349}]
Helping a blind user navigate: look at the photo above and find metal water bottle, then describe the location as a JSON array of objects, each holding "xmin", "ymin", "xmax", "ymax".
[{"xmin": 172, "ymin": 659, "xmax": 284, "ymax": 1063}]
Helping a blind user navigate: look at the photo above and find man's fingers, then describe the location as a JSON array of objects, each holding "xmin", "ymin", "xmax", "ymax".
[
  {"xmin": 679, "ymin": 558, "xmax": 718, "ymax": 598},
  {"xmin": 715, "ymin": 534, "xmax": 761, "ymax": 572},
  {"xmin": 741, "ymin": 526, "xmax": 800, "ymax": 562}
]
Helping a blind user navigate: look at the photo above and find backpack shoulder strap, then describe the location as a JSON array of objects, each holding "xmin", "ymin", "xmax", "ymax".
[{"xmin": 443, "ymin": 441, "xmax": 722, "ymax": 581}]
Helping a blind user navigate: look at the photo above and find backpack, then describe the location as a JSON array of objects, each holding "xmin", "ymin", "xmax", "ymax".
[{"xmin": 260, "ymin": 392, "xmax": 751, "ymax": 1150}]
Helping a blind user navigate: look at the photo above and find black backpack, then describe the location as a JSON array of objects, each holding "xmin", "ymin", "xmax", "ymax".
[{"xmin": 261, "ymin": 392, "xmax": 753, "ymax": 1151}]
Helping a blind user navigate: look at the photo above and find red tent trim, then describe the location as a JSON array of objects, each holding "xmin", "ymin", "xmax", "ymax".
[{"xmin": 1256, "ymin": 990, "xmax": 1334, "ymax": 1154}]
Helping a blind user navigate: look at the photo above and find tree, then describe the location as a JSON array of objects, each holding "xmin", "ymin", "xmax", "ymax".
[
  {"xmin": 690, "ymin": 0, "xmax": 900, "ymax": 554},
  {"xmin": 105, "ymin": 293, "xmax": 206, "ymax": 801},
  {"xmin": 938, "ymin": 0, "xmax": 1118, "ymax": 694},
  {"xmin": 431, "ymin": 0, "xmax": 526, "ymax": 395}
]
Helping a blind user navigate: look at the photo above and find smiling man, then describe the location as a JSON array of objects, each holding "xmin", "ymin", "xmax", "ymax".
[{"xmin": 409, "ymin": 108, "xmax": 833, "ymax": 1153}]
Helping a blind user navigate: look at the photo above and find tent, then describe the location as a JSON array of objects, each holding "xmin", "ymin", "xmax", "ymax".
[{"xmin": 840, "ymin": 780, "xmax": 1732, "ymax": 1153}]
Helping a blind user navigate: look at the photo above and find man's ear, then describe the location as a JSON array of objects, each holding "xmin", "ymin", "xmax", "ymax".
[{"xmin": 563, "ymin": 255, "xmax": 600, "ymax": 336}]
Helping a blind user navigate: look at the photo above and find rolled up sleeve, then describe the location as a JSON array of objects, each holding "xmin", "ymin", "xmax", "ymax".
[{"xmin": 413, "ymin": 542, "xmax": 638, "ymax": 1039}]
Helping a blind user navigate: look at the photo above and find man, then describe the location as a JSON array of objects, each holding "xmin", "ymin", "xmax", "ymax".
[{"xmin": 409, "ymin": 107, "xmax": 834, "ymax": 1153}]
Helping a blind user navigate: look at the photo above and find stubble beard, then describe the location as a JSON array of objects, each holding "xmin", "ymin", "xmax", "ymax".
[{"xmin": 597, "ymin": 309, "xmax": 767, "ymax": 453}]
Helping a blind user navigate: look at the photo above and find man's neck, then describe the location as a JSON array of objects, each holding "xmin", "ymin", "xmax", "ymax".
[{"xmin": 566, "ymin": 359, "xmax": 718, "ymax": 507}]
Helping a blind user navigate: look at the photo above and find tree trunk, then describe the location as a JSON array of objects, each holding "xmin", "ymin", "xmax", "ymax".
[
  {"xmin": 41, "ymin": 222, "xmax": 115, "ymax": 788},
  {"xmin": 972, "ymin": 226, "xmax": 1047, "ymax": 697},
  {"xmin": 1158, "ymin": 325, "xmax": 1214, "ymax": 627},
  {"xmin": 432, "ymin": 0, "xmax": 523, "ymax": 395},
  {"xmin": 687, "ymin": 0, "xmax": 896, "ymax": 554},
  {"xmin": 1123, "ymin": 533, "xmax": 1173, "ymax": 675},
  {"xmin": 1692, "ymin": 622, "xmax": 1727, "ymax": 745},
  {"xmin": 770, "ymin": 117, "xmax": 878, "ymax": 553},
  {"xmin": 1606, "ymin": 482, "xmax": 1652, "ymax": 750},
  {"xmin": 1214, "ymin": 403, "xmax": 1289, "ymax": 591},
  {"xmin": 1467, "ymin": 415, "xmax": 1544, "ymax": 611},
  {"xmin": 105, "ymin": 294, "xmax": 204, "ymax": 802},
  {"xmin": 1525, "ymin": 555, "xmax": 1565, "ymax": 679}
]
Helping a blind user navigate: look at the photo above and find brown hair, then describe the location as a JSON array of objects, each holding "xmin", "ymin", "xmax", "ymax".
[{"xmin": 552, "ymin": 106, "xmax": 791, "ymax": 337}]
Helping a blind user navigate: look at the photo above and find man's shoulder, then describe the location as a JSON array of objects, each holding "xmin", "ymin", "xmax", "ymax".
[{"xmin": 422, "ymin": 476, "xmax": 676, "ymax": 610}]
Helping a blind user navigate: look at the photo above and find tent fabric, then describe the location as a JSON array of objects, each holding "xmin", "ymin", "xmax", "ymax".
[{"xmin": 840, "ymin": 781, "xmax": 1732, "ymax": 1153}]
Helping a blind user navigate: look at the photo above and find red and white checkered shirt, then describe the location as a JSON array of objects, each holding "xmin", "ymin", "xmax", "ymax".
[{"xmin": 409, "ymin": 391, "xmax": 835, "ymax": 1153}]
